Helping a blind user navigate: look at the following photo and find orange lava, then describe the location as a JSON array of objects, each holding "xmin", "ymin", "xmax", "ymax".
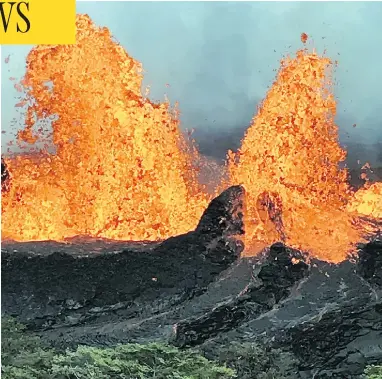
[
  {"xmin": 1, "ymin": 16, "xmax": 381, "ymax": 263},
  {"xmin": 347, "ymin": 182, "xmax": 382, "ymax": 219},
  {"xmin": 301, "ymin": 33, "xmax": 308, "ymax": 44},
  {"xmin": 228, "ymin": 50, "xmax": 363, "ymax": 262},
  {"xmin": 1, "ymin": 15, "xmax": 209, "ymax": 242}
]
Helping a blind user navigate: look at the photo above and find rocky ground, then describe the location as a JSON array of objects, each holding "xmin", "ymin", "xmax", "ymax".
[{"xmin": 2, "ymin": 185, "xmax": 382, "ymax": 378}]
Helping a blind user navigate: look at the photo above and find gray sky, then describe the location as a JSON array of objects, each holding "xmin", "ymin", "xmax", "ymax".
[{"xmin": 1, "ymin": 2, "xmax": 382, "ymax": 162}]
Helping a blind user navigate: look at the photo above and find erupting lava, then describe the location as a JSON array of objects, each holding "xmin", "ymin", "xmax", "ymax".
[
  {"xmin": 228, "ymin": 50, "xmax": 379, "ymax": 261},
  {"xmin": 347, "ymin": 182, "xmax": 382, "ymax": 219},
  {"xmin": 1, "ymin": 15, "xmax": 381, "ymax": 263},
  {"xmin": 1, "ymin": 15, "xmax": 209, "ymax": 242}
]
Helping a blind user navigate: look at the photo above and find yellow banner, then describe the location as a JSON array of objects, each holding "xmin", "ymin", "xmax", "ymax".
[{"xmin": 0, "ymin": 0, "xmax": 76, "ymax": 44}]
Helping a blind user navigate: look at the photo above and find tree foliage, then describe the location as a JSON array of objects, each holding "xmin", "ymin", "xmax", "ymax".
[
  {"xmin": 217, "ymin": 341, "xmax": 296, "ymax": 379},
  {"xmin": 1, "ymin": 317, "xmax": 234, "ymax": 379},
  {"xmin": 365, "ymin": 365, "xmax": 382, "ymax": 379},
  {"xmin": 4, "ymin": 316, "xmax": 379, "ymax": 379}
]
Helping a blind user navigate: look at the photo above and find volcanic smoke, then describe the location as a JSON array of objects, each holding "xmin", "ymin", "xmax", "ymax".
[{"xmin": 1, "ymin": 15, "xmax": 381, "ymax": 263}]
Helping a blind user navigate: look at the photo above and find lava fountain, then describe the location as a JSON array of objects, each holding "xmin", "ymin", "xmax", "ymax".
[
  {"xmin": 1, "ymin": 15, "xmax": 209, "ymax": 242},
  {"xmin": 228, "ymin": 50, "xmax": 379, "ymax": 262},
  {"xmin": 1, "ymin": 15, "xmax": 381, "ymax": 263}
]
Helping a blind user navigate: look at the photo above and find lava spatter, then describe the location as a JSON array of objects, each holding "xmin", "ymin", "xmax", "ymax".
[
  {"xmin": 2, "ymin": 18, "xmax": 381, "ymax": 263},
  {"xmin": 229, "ymin": 50, "xmax": 363, "ymax": 262},
  {"xmin": 1, "ymin": 14, "xmax": 209, "ymax": 242}
]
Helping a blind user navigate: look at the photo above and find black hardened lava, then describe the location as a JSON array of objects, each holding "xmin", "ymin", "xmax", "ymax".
[
  {"xmin": 173, "ymin": 243, "xmax": 309, "ymax": 347},
  {"xmin": 1, "ymin": 185, "xmax": 245, "ymax": 330},
  {"xmin": 2, "ymin": 183, "xmax": 382, "ymax": 378},
  {"xmin": 357, "ymin": 238, "xmax": 382, "ymax": 287},
  {"xmin": 1, "ymin": 157, "xmax": 10, "ymax": 192},
  {"xmin": 271, "ymin": 239, "xmax": 382, "ymax": 378}
]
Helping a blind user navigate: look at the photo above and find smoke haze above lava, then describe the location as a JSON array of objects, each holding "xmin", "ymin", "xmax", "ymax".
[{"xmin": 1, "ymin": 2, "xmax": 382, "ymax": 166}]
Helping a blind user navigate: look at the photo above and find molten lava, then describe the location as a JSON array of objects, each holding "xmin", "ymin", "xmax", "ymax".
[
  {"xmin": 228, "ymin": 50, "xmax": 364, "ymax": 262},
  {"xmin": 1, "ymin": 15, "xmax": 209, "ymax": 242},
  {"xmin": 301, "ymin": 33, "xmax": 308, "ymax": 44},
  {"xmin": 347, "ymin": 182, "xmax": 382, "ymax": 219},
  {"xmin": 1, "ymin": 16, "xmax": 381, "ymax": 263}
]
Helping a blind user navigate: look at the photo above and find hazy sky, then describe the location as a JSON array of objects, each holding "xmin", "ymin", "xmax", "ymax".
[{"xmin": 1, "ymin": 2, "xmax": 382, "ymax": 157}]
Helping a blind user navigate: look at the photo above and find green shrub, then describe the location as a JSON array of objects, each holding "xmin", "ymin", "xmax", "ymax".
[
  {"xmin": 51, "ymin": 343, "xmax": 234, "ymax": 379},
  {"xmin": 365, "ymin": 365, "xmax": 382, "ymax": 379},
  {"xmin": 1, "ymin": 317, "xmax": 235, "ymax": 379},
  {"xmin": 1, "ymin": 317, "xmax": 55, "ymax": 378},
  {"xmin": 217, "ymin": 341, "xmax": 296, "ymax": 379}
]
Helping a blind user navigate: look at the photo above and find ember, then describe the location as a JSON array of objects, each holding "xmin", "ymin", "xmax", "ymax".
[
  {"xmin": 301, "ymin": 32, "xmax": 308, "ymax": 44},
  {"xmin": 1, "ymin": 14, "xmax": 381, "ymax": 263}
]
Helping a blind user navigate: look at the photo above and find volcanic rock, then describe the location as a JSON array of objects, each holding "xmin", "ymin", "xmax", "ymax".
[
  {"xmin": 173, "ymin": 243, "xmax": 309, "ymax": 347},
  {"xmin": 357, "ymin": 238, "xmax": 382, "ymax": 287},
  {"xmin": 267, "ymin": 239, "xmax": 382, "ymax": 378},
  {"xmin": 274, "ymin": 299, "xmax": 382, "ymax": 378},
  {"xmin": 2, "ymin": 186, "xmax": 382, "ymax": 378},
  {"xmin": 1, "ymin": 157, "xmax": 10, "ymax": 192},
  {"xmin": 200, "ymin": 239, "xmax": 382, "ymax": 379},
  {"xmin": 1, "ymin": 185, "xmax": 245, "ymax": 332}
]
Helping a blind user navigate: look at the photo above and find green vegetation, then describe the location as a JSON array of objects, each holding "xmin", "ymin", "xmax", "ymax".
[
  {"xmin": 1, "ymin": 317, "xmax": 234, "ymax": 379},
  {"xmin": 217, "ymin": 341, "xmax": 296, "ymax": 379},
  {"xmin": 3, "ymin": 316, "xmax": 380, "ymax": 379},
  {"xmin": 365, "ymin": 365, "xmax": 382, "ymax": 379}
]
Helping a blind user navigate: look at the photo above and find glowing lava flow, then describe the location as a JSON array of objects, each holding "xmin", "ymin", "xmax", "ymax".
[
  {"xmin": 228, "ymin": 50, "xmax": 365, "ymax": 262},
  {"xmin": 347, "ymin": 182, "xmax": 382, "ymax": 219},
  {"xmin": 1, "ymin": 16, "xmax": 381, "ymax": 263},
  {"xmin": 1, "ymin": 15, "xmax": 209, "ymax": 242}
]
